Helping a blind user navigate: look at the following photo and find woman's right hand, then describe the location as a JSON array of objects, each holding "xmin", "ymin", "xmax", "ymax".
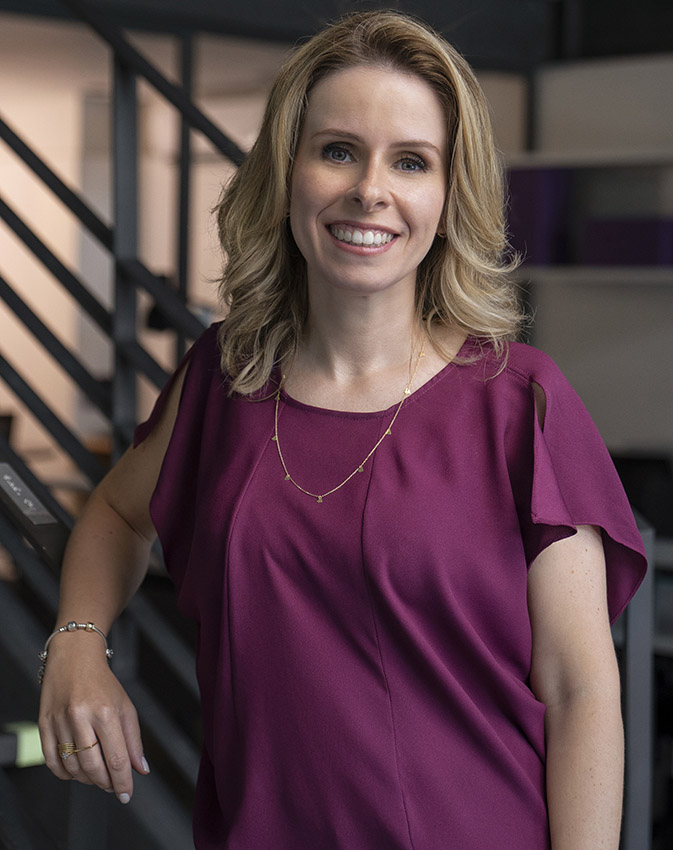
[
  {"xmin": 36, "ymin": 358, "xmax": 187, "ymax": 802},
  {"xmin": 38, "ymin": 633, "xmax": 149, "ymax": 804}
]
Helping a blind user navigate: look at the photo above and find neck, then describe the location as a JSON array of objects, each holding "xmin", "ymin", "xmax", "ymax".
[{"xmin": 298, "ymin": 288, "xmax": 421, "ymax": 382}]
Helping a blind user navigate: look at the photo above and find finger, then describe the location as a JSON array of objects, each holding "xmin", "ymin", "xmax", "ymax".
[
  {"xmin": 121, "ymin": 707, "xmax": 150, "ymax": 777},
  {"xmin": 97, "ymin": 723, "xmax": 134, "ymax": 803},
  {"xmin": 38, "ymin": 720, "xmax": 73, "ymax": 781},
  {"xmin": 68, "ymin": 733, "xmax": 114, "ymax": 792},
  {"xmin": 53, "ymin": 723, "xmax": 95, "ymax": 785}
]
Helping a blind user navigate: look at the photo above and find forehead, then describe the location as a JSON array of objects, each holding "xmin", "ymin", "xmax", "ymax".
[{"xmin": 302, "ymin": 64, "xmax": 447, "ymax": 148}]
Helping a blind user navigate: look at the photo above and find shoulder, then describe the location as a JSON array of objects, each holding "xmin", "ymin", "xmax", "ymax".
[
  {"xmin": 134, "ymin": 322, "xmax": 225, "ymax": 448},
  {"xmin": 501, "ymin": 342, "xmax": 573, "ymax": 424},
  {"xmin": 175, "ymin": 321, "xmax": 227, "ymax": 396},
  {"xmin": 502, "ymin": 341, "xmax": 568, "ymax": 388},
  {"xmin": 464, "ymin": 339, "xmax": 571, "ymax": 397},
  {"xmin": 461, "ymin": 340, "xmax": 578, "ymax": 429},
  {"xmin": 189, "ymin": 321, "xmax": 223, "ymax": 365}
]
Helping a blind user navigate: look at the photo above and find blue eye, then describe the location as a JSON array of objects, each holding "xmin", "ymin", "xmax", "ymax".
[
  {"xmin": 323, "ymin": 143, "xmax": 353, "ymax": 163},
  {"xmin": 399, "ymin": 155, "xmax": 427, "ymax": 173}
]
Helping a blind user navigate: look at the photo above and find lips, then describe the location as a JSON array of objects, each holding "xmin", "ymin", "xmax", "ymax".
[{"xmin": 328, "ymin": 224, "xmax": 396, "ymax": 246}]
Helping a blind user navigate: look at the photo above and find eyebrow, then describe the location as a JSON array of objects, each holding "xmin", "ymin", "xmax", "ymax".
[{"xmin": 311, "ymin": 129, "xmax": 443, "ymax": 157}]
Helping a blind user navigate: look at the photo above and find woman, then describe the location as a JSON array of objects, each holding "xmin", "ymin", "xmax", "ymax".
[{"xmin": 38, "ymin": 11, "xmax": 646, "ymax": 849}]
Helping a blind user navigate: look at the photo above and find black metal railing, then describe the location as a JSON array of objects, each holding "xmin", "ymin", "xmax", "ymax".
[{"xmin": 0, "ymin": 2, "xmax": 248, "ymax": 847}]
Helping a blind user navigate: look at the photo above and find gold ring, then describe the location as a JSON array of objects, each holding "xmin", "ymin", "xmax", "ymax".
[{"xmin": 58, "ymin": 740, "xmax": 99, "ymax": 760}]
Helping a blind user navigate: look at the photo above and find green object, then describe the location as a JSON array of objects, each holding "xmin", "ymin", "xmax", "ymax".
[{"xmin": 3, "ymin": 722, "xmax": 45, "ymax": 767}]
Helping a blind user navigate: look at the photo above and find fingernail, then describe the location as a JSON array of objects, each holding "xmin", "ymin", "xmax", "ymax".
[
  {"xmin": 105, "ymin": 789, "xmax": 114, "ymax": 794},
  {"xmin": 119, "ymin": 793, "xmax": 131, "ymax": 804},
  {"xmin": 141, "ymin": 756, "xmax": 150, "ymax": 774}
]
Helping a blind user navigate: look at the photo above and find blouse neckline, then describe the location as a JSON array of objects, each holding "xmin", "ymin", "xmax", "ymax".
[{"xmin": 278, "ymin": 335, "xmax": 478, "ymax": 419}]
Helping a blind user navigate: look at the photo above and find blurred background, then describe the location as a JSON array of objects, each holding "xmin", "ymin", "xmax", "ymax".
[{"xmin": 0, "ymin": 1, "xmax": 670, "ymax": 848}]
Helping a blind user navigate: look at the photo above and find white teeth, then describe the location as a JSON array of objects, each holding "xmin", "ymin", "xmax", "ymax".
[{"xmin": 330, "ymin": 226, "xmax": 394, "ymax": 246}]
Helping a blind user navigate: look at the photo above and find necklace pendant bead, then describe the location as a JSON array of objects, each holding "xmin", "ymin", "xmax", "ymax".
[
  {"xmin": 317, "ymin": 495, "xmax": 323, "ymax": 503},
  {"xmin": 404, "ymin": 387, "xmax": 411, "ymax": 395},
  {"xmin": 284, "ymin": 474, "xmax": 290, "ymax": 480},
  {"xmin": 357, "ymin": 465, "xmax": 364, "ymax": 473},
  {"xmin": 271, "ymin": 435, "xmax": 278, "ymax": 442},
  {"xmin": 385, "ymin": 427, "xmax": 392, "ymax": 436}
]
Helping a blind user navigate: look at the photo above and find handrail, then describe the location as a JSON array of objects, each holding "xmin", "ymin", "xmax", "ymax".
[
  {"xmin": 0, "ymin": 431, "xmax": 74, "ymax": 531},
  {"xmin": 57, "ymin": 0, "xmax": 246, "ymax": 166}
]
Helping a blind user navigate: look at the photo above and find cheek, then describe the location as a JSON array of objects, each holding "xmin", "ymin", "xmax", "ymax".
[
  {"xmin": 402, "ymin": 180, "xmax": 446, "ymax": 232},
  {"xmin": 289, "ymin": 167, "xmax": 322, "ymax": 229},
  {"xmin": 288, "ymin": 171, "xmax": 310, "ymax": 247},
  {"xmin": 423, "ymin": 188, "xmax": 447, "ymax": 234}
]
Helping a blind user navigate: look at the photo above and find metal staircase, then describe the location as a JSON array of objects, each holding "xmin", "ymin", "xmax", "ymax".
[{"xmin": 0, "ymin": 0, "xmax": 244, "ymax": 846}]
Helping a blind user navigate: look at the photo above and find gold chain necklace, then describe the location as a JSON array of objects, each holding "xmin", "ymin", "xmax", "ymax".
[{"xmin": 272, "ymin": 339, "xmax": 426, "ymax": 503}]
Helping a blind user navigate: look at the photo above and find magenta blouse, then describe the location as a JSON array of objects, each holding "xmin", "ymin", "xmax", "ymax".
[{"xmin": 135, "ymin": 323, "xmax": 646, "ymax": 850}]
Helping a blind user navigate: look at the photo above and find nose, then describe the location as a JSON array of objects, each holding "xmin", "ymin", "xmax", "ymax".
[{"xmin": 346, "ymin": 158, "xmax": 389, "ymax": 210}]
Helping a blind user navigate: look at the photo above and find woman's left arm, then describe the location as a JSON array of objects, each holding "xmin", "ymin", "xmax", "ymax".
[{"xmin": 528, "ymin": 524, "xmax": 623, "ymax": 850}]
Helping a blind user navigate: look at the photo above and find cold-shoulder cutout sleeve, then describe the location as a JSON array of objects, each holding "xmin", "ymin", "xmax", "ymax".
[
  {"xmin": 515, "ymin": 352, "xmax": 647, "ymax": 624},
  {"xmin": 133, "ymin": 324, "xmax": 215, "ymax": 447}
]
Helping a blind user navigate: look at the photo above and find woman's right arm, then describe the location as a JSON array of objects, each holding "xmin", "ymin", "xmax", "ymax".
[{"xmin": 38, "ymin": 364, "xmax": 187, "ymax": 804}]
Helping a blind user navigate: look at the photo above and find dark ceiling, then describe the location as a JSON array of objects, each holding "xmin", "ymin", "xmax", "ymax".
[{"xmin": 0, "ymin": 0, "xmax": 671, "ymax": 71}]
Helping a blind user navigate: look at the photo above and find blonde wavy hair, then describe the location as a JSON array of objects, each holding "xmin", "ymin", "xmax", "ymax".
[{"xmin": 215, "ymin": 10, "xmax": 523, "ymax": 395}]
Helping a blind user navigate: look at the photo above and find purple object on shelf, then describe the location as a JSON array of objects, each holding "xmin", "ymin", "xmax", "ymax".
[
  {"xmin": 582, "ymin": 218, "xmax": 673, "ymax": 265},
  {"xmin": 507, "ymin": 168, "xmax": 573, "ymax": 265}
]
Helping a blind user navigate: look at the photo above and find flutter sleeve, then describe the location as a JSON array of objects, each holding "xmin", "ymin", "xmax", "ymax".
[
  {"xmin": 130, "ymin": 324, "xmax": 222, "ymax": 603},
  {"xmin": 133, "ymin": 344, "xmax": 197, "ymax": 448},
  {"xmin": 511, "ymin": 348, "xmax": 647, "ymax": 624}
]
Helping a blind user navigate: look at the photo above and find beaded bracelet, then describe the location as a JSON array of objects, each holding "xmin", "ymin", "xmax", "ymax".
[{"xmin": 38, "ymin": 621, "xmax": 114, "ymax": 684}]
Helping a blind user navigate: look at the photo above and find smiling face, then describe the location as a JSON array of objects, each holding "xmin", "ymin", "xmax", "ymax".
[{"xmin": 289, "ymin": 64, "xmax": 449, "ymax": 307}]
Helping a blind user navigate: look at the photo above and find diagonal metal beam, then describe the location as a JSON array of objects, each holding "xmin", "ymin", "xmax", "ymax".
[
  {"xmin": 0, "ymin": 273, "xmax": 111, "ymax": 419},
  {"xmin": 0, "ymin": 431, "xmax": 74, "ymax": 531},
  {"xmin": 0, "ymin": 112, "xmax": 114, "ymax": 251},
  {"xmin": 120, "ymin": 258, "xmax": 206, "ymax": 341},
  {"xmin": 0, "ymin": 354, "xmax": 107, "ymax": 485},
  {"xmin": 0, "ymin": 512, "xmax": 60, "ymax": 616},
  {"xmin": 119, "ymin": 339, "xmax": 170, "ymax": 389},
  {"xmin": 0, "ymin": 194, "xmax": 112, "ymax": 334},
  {"xmin": 57, "ymin": 0, "xmax": 246, "ymax": 166}
]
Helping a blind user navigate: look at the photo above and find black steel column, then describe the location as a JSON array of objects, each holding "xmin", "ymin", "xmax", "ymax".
[
  {"xmin": 176, "ymin": 33, "xmax": 193, "ymax": 362},
  {"xmin": 622, "ymin": 516, "xmax": 655, "ymax": 850},
  {"xmin": 112, "ymin": 57, "xmax": 138, "ymax": 461}
]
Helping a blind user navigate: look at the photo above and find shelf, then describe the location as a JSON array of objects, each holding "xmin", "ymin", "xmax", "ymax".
[
  {"xmin": 505, "ymin": 148, "xmax": 673, "ymax": 169},
  {"xmin": 515, "ymin": 265, "xmax": 673, "ymax": 285}
]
